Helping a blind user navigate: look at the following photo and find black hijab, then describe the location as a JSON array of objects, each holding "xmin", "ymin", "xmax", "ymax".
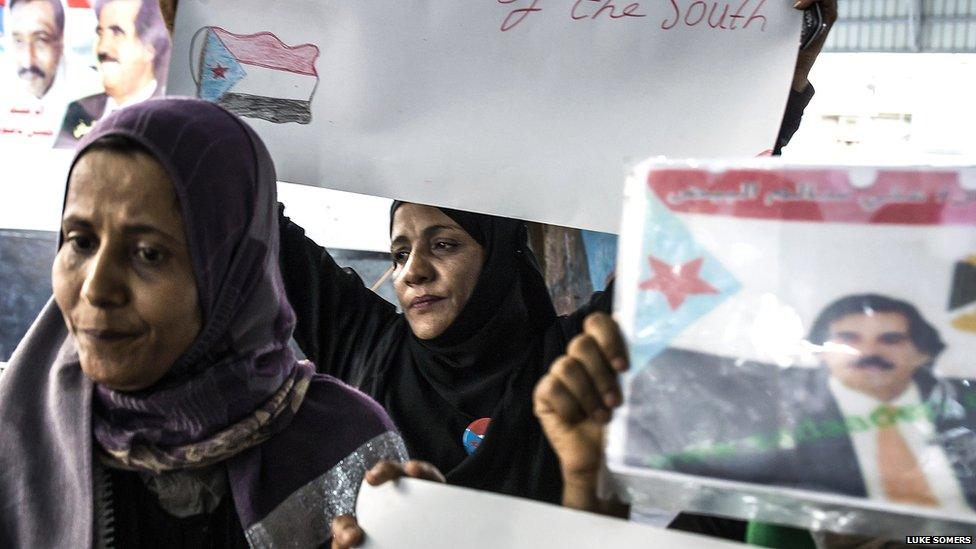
[{"xmin": 382, "ymin": 202, "xmax": 562, "ymax": 499}]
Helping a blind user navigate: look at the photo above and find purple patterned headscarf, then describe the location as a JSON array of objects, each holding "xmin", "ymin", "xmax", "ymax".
[
  {"xmin": 1, "ymin": 98, "xmax": 407, "ymax": 548},
  {"xmin": 75, "ymin": 97, "xmax": 314, "ymax": 472}
]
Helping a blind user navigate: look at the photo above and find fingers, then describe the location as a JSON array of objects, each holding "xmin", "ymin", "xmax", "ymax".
[
  {"xmin": 792, "ymin": 0, "xmax": 837, "ymax": 25},
  {"xmin": 582, "ymin": 312, "xmax": 629, "ymax": 373},
  {"xmin": 533, "ymin": 312, "xmax": 629, "ymax": 426},
  {"xmin": 335, "ymin": 461, "xmax": 443, "ymax": 548},
  {"xmin": 822, "ymin": 0, "xmax": 838, "ymax": 25},
  {"xmin": 533, "ymin": 371, "xmax": 588, "ymax": 424},
  {"xmin": 364, "ymin": 459, "xmax": 446, "ymax": 486},
  {"xmin": 403, "ymin": 460, "xmax": 446, "ymax": 483},
  {"xmin": 566, "ymin": 335, "xmax": 621, "ymax": 410},
  {"xmin": 364, "ymin": 460, "xmax": 405, "ymax": 485},
  {"xmin": 551, "ymin": 355, "xmax": 609, "ymax": 421},
  {"xmin": 331, "ymin": 515, "xmax": 364, "ymax": 548}
]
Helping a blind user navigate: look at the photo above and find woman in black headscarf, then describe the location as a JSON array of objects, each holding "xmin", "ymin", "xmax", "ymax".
[{"xmin": 279, "ymin": 200, "xmax": 613, "ymax": 503}]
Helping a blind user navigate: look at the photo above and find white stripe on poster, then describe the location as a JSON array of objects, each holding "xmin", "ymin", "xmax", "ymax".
[{"xmin": 229, "ymin": 64, "xmax": 318, "ymax": 102}]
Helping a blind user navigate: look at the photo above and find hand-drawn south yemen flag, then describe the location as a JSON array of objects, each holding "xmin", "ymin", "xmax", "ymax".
[{"xmin": 193, "ymin": 27, "xmax": 319, "ymax": 124}]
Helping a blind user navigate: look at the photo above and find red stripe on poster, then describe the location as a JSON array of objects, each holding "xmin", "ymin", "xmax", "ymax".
[
  {"xmin": 66, "ymin": 0, "xmax": 92, "ymax": 8},
  {"xmin": 212, "ymin": 27, "xmax": 319, "ymax": 77},
  {"xmin": 649, "ymin": 168, "xmax": 976, "ymax": 226}
]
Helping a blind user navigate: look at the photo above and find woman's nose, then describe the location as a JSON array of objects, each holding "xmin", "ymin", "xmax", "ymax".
[
  {"xmin": 81, "ymin": 249, "xmax": 128, "ymax": 308},
  {"xmin": 402, "ymin": 252, "xmax": 434, "ymax": 285}
]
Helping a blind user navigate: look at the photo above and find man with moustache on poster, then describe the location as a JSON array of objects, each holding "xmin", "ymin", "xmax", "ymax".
[
  {"xmin": 2, "ymin": 0, "xmax": 67, "ymax": 143},
  {"xmin": 56, "ymin": 0, "xmax": 169, "ymax": 147},
  {"xmin": 7, "ymin": 0, "xmax": 64, "ymax": 100},
  {"xmin": 791, "ymin": 294, "xmax": 976, "ymax": 512}
]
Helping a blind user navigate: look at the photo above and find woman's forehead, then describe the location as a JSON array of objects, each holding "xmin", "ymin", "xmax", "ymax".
[
  {"xmin": 391, "ymin": 204, "xmax": 463, "ymax": 237},
  {"xmin": 64, "ymin": 150, "xmax": 182, "ymax": 231}
]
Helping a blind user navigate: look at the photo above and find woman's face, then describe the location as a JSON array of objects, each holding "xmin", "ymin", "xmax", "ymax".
[
  {"xmin": 391, "ymin": 204, "xmax": 486, "ymax": 340},
  {"xmin": 53, "ymin": 148, "xmax": 201, "ymax": 392}
]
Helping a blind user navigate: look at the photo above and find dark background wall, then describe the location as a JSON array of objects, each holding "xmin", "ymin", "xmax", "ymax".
[{"xmin": 0, "ymin": 229, "xmax": 57, "ymax": 362}]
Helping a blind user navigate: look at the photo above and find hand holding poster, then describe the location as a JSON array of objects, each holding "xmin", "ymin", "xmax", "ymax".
[
  {"xmin": 607, "ymin": 160, "xmax": 976, "ymax": 537},
  {"xmin": 167, "ymin": 0, "xmax": 804, "ymax": 232}
]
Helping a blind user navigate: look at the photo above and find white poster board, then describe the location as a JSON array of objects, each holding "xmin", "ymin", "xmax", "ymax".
[
  {"xmin": 167, "ymin": 0, "xmax": 803, "ymax": 232},
  {"xmin": 355, "ymin": 477, "xmax": 744, "ymax": 548}
]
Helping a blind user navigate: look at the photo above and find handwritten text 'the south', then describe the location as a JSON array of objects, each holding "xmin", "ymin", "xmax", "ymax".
[{"xmin": 497, "ymin": 0, "xmax": 770, "ymax": 33}]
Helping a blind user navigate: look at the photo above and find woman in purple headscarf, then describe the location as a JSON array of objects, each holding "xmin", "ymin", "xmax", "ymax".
[{"xmin": 0, "ymin": 98, "xmax": 407, "ymax": 548}]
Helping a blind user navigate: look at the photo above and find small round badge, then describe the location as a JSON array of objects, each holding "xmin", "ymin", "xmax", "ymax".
[{"xmin": 462, "ymin": 417, "xmax": 491, "ymax": 455}]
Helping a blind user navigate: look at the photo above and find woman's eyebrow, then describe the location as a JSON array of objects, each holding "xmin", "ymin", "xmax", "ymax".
[
  {"xmin": 123, "ymin": 223, "xmax": 181, "ymax": 244},
  {"xmin": 60, "ymin": 215, "xmax": 180, "ymax": 244},
  {"xmin": 422, "ymin": 224, "xmax": 462, "ymax": 238},
  {"xmin": 390, "ymin": 235, "xmax": 409, "ymax": 249},
  {"xmin": 390, "ymin": 224, "xmax": 462, "ymax": 248},
  {"xmin": 61, "ymin": 215, "xmax": 92, "ymax": 230}
]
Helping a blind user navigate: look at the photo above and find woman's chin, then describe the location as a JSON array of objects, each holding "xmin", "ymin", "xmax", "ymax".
[
  {"xmin": 79, "ymin": 358, "xmax": 165, "ymax": 392},
  {"xmin": 412, "ymin": 327, "xmax": 444, "ymax": 340},
  {"xmin": 407, "ymin": 317, "xmax": 450, "ymax": 340}
]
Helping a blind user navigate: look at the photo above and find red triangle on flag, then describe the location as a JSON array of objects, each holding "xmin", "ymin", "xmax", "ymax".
[{"xmin": 67, "ymin": 0, "xmax": 92, "ymax": 8}]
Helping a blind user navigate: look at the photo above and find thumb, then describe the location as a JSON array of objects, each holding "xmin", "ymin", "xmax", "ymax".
[{"xmin": 330, "ymin": 514, "xmax": 364, "ymax": 548}]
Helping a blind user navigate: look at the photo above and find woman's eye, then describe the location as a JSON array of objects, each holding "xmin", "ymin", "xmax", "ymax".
[
  {"xmin": 391, "ymin": 250, "xmax": 409, "ymax": 264},
  {"xmin": 135, "ymin": 246, "xmax": 166, "ymax": 265},
  {"xmin": 68, "ymin": 234, "xmax": 95, "ymax": 253},
  {"xmin": 433, "ymin": 241, "xmax": 458, "ymax": 252}
]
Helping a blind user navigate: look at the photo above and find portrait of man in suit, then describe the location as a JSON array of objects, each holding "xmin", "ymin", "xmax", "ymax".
[
  {"xmin": 624, "ymin": 293, "xmax": 976, "ymax": 514},
  {"xmin": 796, "ymin": 294, "xmax": 975, "ymax": 512},
  {"xmin": 55, "ymin": 0, "xmax": 169, "ymax": 147},
  {"xmin": 1, "ymin": 0, "xmax": 72, "ymax": 144},
  {"xmin": 7, "ymin": 0, "xmax": 64, "ymax": 99}
]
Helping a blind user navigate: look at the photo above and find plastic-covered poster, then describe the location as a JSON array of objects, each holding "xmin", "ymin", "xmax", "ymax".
[
  {"xmin": 607, "ymin": 160, "xmax": 976, "ymax": 537},
  {"xmin": 0, "ymin": 0, "xmax": 170, "ymax": 148}
]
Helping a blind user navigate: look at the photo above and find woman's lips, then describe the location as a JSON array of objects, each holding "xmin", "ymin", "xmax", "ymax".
[
  {"xmin": 410, "ymin": 295, "xmax": 445, "ymax": 310},
  {"xmin": 79, "ymin": 328, "xmax": 143, "ymax": 343}
]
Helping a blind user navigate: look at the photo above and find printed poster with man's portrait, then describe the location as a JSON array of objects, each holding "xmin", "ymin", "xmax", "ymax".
[
  {"xmin": 0, "ymin": 0, "xmax": 170, "ymax": 148},
  {"xmin": 608, "ymin": 161, "xmax": 976, "ymax": 536}
]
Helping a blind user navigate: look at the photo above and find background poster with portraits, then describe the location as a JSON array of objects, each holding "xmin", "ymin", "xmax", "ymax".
[
  {"xmin": 0, "ymin": 0, "xmax": 170, "ymax": 149},
  {"xmin": 608, "ymin": 161, "xmax": 976, "ymax": 537}
]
